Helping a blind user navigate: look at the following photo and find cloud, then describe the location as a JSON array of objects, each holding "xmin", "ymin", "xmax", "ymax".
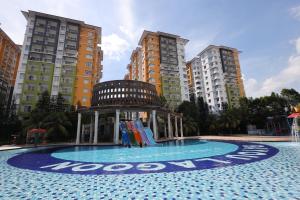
[
  {"xmin": 244, "ymin": 37, "xmax": 300, "ymax": 97},
  {"xmin": 185, "ymin": 33, "xmax": 218, "ymax": 60},
  {"xmin": 290, "ymin": 5, "xmax": 300, "ymax": 20},
  {"xmin": 102, "ymin": 33, "xmax": 130, "ymax": 61},
  {"xmin": 117, "ymin": 0, "xmax": 144, "ymax": 46}
]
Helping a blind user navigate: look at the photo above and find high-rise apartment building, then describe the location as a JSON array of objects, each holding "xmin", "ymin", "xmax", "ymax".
[
  {"xmin": 0, "ymin": 28, "xmax": 21, "ymax": 109},
  {"xmin": 187, "ymin": 45, "xmax": 245, "ymax": 112},
  {"xmin": 14, "ymin": 10, "xmax": 103, "ymax": 112},
  {"xmin": 128, "ymin": 30, "xmax": 189, "ymax": 109},
  {"xmin": 186, "ymin": 59, "xmax": 195, "ymax": 100}
]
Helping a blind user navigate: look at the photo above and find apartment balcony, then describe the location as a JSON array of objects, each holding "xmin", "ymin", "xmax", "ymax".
[
  {"xmin": 63, "ymin": 60, "xmax": 77, "ymax": 65},
  {"xmin": 63, "ymin": 52, "xmax": 77, "ymax": 58},
  {"xmin": 65, "ymin": 45, "xmax": 77, "ymax": 50},
  {"xmin": 32, "ymin": 40, "xmax": 44, "ymax": 45}
]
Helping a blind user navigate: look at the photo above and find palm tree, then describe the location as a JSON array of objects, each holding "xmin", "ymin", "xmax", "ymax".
[
  {"xmin": 42, "ymin": 112, "xmax": 72, "ymax": 141},
  {"xmin": 218, "ymin": 109, "xmax": 241, "ymax": 134},
  {"xmin": 182, "ymin": 116, "xmax": 198, "ymax": 136}
]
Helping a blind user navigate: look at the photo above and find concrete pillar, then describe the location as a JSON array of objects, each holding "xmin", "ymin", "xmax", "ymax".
[
  {"xmin": 175, "ymin": 116, "xmax": 178, "ymax": 138},
  {"xmin": 76, "ymin": 113, "xmax": 82, "ymax": 144},
  {"xmin": 164, "ymin": 123, "xmax": 167, "ymax": 138},
  {"xmin": 152, "ymin": 110, "xmax": 158, "ymax": 140},
  {"xmin": 114, "ymin": 109, "xmax": 120, "ymax": 144},
  {"xmin": 180, "ymin": 117, "xmax": 183, "ymax": 138},
  {"xmin": 93, "ymin": 111, "xmax": 99, "ymax": 144},
  {"xmin": 81, "ymin": 124, "xmax": 85, "ymax": 142},
  {"xmin": 89, "ymin": 115, "xmax": 93, "ymax": 144},
  {"xmin": 135, "ymin": 112, "xmax": 139, "ymax": 120},
  {"xmin": 147, "ymin": 113, "xmax": 151, "ymax": 128},
  {"xmin": 168, "ymin": 113, "xmax": 172, "ymax": 139}
]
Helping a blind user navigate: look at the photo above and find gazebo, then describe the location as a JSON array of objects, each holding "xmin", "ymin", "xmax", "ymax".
[{"xmin": 75, "ymin": 80, "xmax": 184, "ymax": 144}]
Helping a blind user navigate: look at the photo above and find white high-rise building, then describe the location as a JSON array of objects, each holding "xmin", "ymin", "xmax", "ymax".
[{"xmin": 187, "ymin": 45, "xmax": 245, "ymax": 112}]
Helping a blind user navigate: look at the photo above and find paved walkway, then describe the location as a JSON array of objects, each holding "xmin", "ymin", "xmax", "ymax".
[
  {"xmin": 179, "ymin": 135, "xmax": 293, "ymax": 142},
  {"xmin": 0, "ymin": 135, "xmax": 295, "ymax": 151}
]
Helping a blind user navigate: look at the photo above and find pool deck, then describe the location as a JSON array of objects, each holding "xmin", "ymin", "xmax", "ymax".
[
  {"xmin": 0, "ymin": 135, "xmax": 294, "ymax": 151},
  {"xmin": 181, "ymin": 135, "xmax": 293, "ymax": 142}
]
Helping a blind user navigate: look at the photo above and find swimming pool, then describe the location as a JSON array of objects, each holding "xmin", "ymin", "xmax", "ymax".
[{"xmin": 1, "ymin": 140, "xmax": 300, "ymax": 199}]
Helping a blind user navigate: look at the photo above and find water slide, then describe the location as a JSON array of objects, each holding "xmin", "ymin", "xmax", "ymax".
[
  {"xmin": 134, "ymin": 120, "xmax": 156, "ymax": 145},
  {"xmin": 134, "ymin": 120, "xmax": 150, "ymax": 145},
  {"xmin": 119, "ymin": 121, "xmax": 130, "ymax": 146},
  {"xmin": 121, "ymin": 121, "xmax": 137, "ymax": 145},
  {"xmin": 143, "ymin": 127, "xmax": 157, "ymax": 145},
  {"xmin": 126, "ymin": 121, "xmax": 142, "ymax": 145}
]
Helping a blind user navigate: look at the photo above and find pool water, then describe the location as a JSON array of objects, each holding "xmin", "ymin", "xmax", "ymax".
[
  {"xmin": 51, "ymin": 140, "xmax": 238, "ymax": 162},
  {"xmin": 1, "ymin": 140, "xmax": 300, "ymax": 199}
]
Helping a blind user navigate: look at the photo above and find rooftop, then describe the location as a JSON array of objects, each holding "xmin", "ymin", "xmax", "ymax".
[
  {"xmin": 138, "ymin": 30, "xmax": 188, "ymax": 45},
  {"xmin": 21, "ymin": 10, "xmax": 101, "ymax": 31}
]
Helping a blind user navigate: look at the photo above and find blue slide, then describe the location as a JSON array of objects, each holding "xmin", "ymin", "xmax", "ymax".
[
  {"xmin": 134, "ymin": 120, "xmax": 150, "ymax": 145},
  {"xmin": 144, "ymin": 127, "xmax": 157, "ymax": 145},
  {"xmin": 120, "ymin": 121, "xmax": 130, "ymax": 146},
  {"xmin": 135, "ymin": 120, "xmax": 156, "ymax": 145}
]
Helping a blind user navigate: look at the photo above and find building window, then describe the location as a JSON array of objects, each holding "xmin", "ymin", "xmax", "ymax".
[
  {"xmin": 83, "ymin": 89, "xmax": 88, "ymax": 93},
  {"xmin": 53, "ymin": 86, "xmax": 58, "ymax": 91},
  {"xmin": 24, "ymin": 105, "xmax": 32, "ymax": 112},
  {"xmin": 86, "ymin": 47, "xmax": 93, "ymax": 51},
  {"xmin": 28, "ymin": 75, "xmax": 34, "ymax": 80},
  {"xmin": 84, "ymin": 79, "xmax": 89, "ymax": 84},
  {"xmin": 88, "ymin": 32, "xmax": 94, "ymax": 37},
  {"xmin": 20, "ymin": 73, "xmax": 25, "ymax": 79},
  {"xmin": 85, "ymin": 54, "xmax": 93, "ymax": 59},
  {"xmin": 85, "ymin": 70, "xmax": 92, "ymax": 75},
  {"xmin": 85, "ymin": 62, "xmax": 92, "ymax": 67}
]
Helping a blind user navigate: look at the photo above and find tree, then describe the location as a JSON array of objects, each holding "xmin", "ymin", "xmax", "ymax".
[
  {"xmin": 196, "ymin": 97, "xmax": 209, "ymax": 133},
  {"xmin": 181, "ymin": 116, "xmax": 198, "ymax": 136},
  {"xmin": 53, "ymin": 93, "xmax": 66, "ymax": 112},
  {"xmin": 42, "ymin": 112, "xmax": 72, "ymax": 141},
  {"xmin": 177, "ymin": 101, "xmax": 199, "ymax": 136},
  {"xmin": 35, "ymin": 90, "xmax": 51, "ymax": 113},
  {"xmin": 218, "ymin": 108, "xmax": 241, "ymax": 134},
  {"xmin": 281, "ymin": 88, "xmax": 300, "ymax": 106},
  {"xmin": 159, "ymin": 95, "xmax": 167, "ymax": 107},
  {"xmin": 0, "ymin": 98, "xmax": 22, "ymax": 144}
]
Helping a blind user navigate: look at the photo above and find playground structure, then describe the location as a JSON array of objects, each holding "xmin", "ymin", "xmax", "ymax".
[{"xmin": 75, "ymin": 80, "xmax": 184, "ymax": 145}]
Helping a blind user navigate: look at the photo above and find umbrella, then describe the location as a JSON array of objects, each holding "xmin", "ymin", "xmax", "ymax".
[{"xmin": 287, "ymin": 113, "xmax": 300, "ymax": 118}]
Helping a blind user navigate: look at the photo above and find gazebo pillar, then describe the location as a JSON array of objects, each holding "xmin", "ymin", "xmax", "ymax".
[
  {"xmin": 81, "ymin": 124, "xmax": 85, "ymax": 142},
  {"xmin": 152, "ymin": 110, "xmax": 158, "ymax": 140},
  {"xmin": 114, "ymin": 109, "xmax": 120, "ymax": 144},
  {"xmin": 147, "ymin": 113, "xmax": 151, "ymax": 128},
  {"xmin": 89, "ymin": 115, "xmax": 93, "ymax": 144},
  {"xmin": 76, "ymin": 113, "xmax": 82, "ymax": 144},
  {"xmin": 175, "ymin": 116, "xmax": 178, "ymax": 138},
  {"xmin": 168, "ymin": 113, "xmax": 172, "ymax": 139},
  {"xmin": 93, "ymin": 111, "xmax": 99, "ymax": 144},
  {"xmin": 164, "ymin": 123, "xmax": 167, "ymax": 138},
  {"xmin": 180, "ymin": 117, "xmax": 183, "ymax": 138}
]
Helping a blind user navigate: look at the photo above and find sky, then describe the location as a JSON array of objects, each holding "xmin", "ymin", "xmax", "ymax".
[{"xmin": 0, "ymin": 0, "xmax": 300, "ymax": 98}]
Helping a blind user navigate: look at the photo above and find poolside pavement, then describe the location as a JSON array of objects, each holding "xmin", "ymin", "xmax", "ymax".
[{"xmin": 0, "ymin": 135, "xmax": 294, "ymax": 151}]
